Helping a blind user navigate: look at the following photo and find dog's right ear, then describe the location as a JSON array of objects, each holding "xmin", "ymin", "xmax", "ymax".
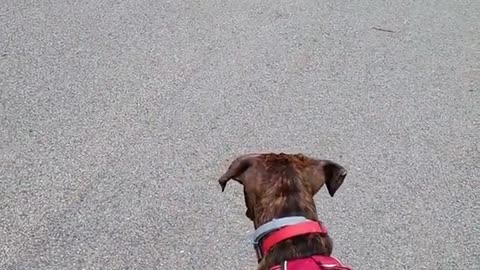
[
  {"xmin": 309, "ymin": 159, "xmax": 348, "ymax": 197},
  {"xmin": 218, "ymin": 154, "xmax": 258, "ymax": 192}
]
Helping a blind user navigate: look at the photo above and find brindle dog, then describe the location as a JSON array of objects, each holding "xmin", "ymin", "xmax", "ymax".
[{"xmin": 218, "ymin": 153, "xmax": 347, "ymax": 270}]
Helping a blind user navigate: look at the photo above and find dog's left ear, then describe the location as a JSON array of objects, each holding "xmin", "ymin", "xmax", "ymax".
[
  {"xmin": 218, "ymin": 154, "xmax": 259, "ymax": 192},
  {"xmin": 310, "ymin": 159, "xmax": 348, "ymax": 197}
]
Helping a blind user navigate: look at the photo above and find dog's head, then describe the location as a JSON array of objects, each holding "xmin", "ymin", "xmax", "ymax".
[{"xmin": 217, "ymin": 153, "xmax": 347, "ymax": 227}]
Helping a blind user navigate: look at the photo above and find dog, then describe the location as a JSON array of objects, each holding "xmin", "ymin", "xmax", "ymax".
[{"xmin": 218, "ymin": 153, "xmax": 352, "ymax": 270}]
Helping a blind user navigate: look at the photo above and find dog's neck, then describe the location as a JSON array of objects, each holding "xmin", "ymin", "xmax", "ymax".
[
  {"xmin": 254, "ymin": 194, "xmax": 319, "ymax": 228},
  {"xmin": 253, "ymin": 200, "xmax": 331, "ymax": 270}
]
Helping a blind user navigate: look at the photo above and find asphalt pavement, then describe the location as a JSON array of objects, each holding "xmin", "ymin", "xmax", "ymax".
[{"xmin": 1, "ymin": 0, "xmax": 479, "ymax": 269}]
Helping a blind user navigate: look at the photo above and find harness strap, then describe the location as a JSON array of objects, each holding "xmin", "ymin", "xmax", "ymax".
[
  {"xmin": 311, "ymin": 255, "xmax": 352, "ymax": 269},
  {"xmin": 269, "ymin": 256, "xmax": 352, "ymax": 270},
  {"xmin": 262, "ymin": 220, "xmax": 328, "ymax": 256},
  {"xmin": 252, "ymin": 216, "xmax": 308, "ymax": 244}
]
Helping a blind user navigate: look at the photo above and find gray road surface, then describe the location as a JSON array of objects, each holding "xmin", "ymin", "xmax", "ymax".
[{"xmin": 1, "ymin": 0, "xmax": 479, "ymax": 269}]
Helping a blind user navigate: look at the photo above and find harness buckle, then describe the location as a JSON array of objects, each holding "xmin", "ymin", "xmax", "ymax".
[{"xmin": 253, "ymin": 240, "xmax": 264, "ymax": 262}]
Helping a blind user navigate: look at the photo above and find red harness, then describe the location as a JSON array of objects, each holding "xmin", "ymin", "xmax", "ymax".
[
  {"xmin": 269, "ymin": 255, "xmax": 352, "ymax": 270},
  {"xmin": 259, "ymin": 220, "xmax": 352, "ymax": 270}
]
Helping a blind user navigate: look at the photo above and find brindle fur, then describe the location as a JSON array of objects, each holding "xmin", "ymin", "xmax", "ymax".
[{"xmin": 218, "ymin": 153, "xmax": 347, "ymax": 270}]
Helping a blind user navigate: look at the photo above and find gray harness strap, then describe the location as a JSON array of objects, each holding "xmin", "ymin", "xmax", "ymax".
[{"xmin": 252, "ymin": 216, "xmax": 309, "ymax": 244}]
